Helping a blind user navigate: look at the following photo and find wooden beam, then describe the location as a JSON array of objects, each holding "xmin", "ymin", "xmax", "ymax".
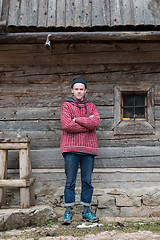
[
  {"xmin": 0, "ymin": 150, "xmax": 8, "ymax": 206},
  {"xmin": 0, "ymin": 31, "xmax": 160, "ymax": 43},
  {"xmin": 0, "ymin": 142, "xmax": 28, "ymax": 150},
  {"xmin": 0, "ymin": 178, "xmax": 35, "ymax": 188},
  {"xmin": 19, "ymin": 148, "xmax": 30, "ymax": 208}
]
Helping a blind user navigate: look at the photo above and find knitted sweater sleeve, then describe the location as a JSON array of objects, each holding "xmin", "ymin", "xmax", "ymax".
[
  {"xmin": 75, "ymin": 104, "xmax": 100, "ymax": 130},
  {"xmin": 61, "ymin": 103, "xmax": 89, "ymax": 133}
]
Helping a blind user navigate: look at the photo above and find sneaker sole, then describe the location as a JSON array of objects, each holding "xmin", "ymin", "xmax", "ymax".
[
  {"xmin": 62, "ymin": 220, "xmax": 72, "ymax": 225},
  {"xmin": 82, "ymin": 218, "xmax": 99, "ymax": 223}
]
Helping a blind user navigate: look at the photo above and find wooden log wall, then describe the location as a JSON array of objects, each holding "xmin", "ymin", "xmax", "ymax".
[{"xmin": 1, "ymin": 42, "xmax": 160, "ymax": 192}]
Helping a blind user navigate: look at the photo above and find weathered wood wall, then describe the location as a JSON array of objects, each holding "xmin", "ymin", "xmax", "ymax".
[
  {"xmin": 5, "ymin": 0, "xmax": 160, "ymax": 28},
  {"xmin": 1, "ymin": 42, "xmax": 160, "ymax": 197}
]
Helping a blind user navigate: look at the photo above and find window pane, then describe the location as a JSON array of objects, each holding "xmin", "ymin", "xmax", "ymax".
[
  {"xmin": 123, "ymin": 108, "xmax": 134, "ymax": 118},
  {"xmin": 122, "ymin": 93, "xmax": 147, "ymax": 120},
  {"xmin": 135, "ymin": 95, "xmax": 145, "ymax": 106},
  {"xmin": 135, "ymin": 107, "xmax": 145, "ymax": 118},
  {"xmin": 123, "ymin": 95, "xmax": 134, "ymax": 106}
]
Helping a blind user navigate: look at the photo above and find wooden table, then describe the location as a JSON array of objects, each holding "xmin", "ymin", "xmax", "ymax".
[{"xmin": 0, "ymin": 139, "xmax": 35, "ymax": 208}]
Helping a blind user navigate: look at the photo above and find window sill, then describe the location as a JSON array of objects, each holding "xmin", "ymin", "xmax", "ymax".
[{"xmin": 114, "ymin": 120, "xmax": 155, "ymax": 135}]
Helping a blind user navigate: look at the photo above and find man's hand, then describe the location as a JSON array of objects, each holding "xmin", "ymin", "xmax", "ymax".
[{"xmin": 74, "ymin": 116, "xmax": 93, "ymax": 121}]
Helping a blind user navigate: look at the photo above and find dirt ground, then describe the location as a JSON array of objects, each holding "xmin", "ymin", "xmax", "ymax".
[
  {"xmin": 2, "ymin": 230, "xmax": 160, "ymax": 240},
  {"xmin": 0, "ymin": 228, "xmax": 160, "ymax": 240},
  {"xmin": 0, "ymin": 217, "xmax": 160, "ymax": 240},
  {"xmin": 40, "ymin": 231, "xmax": 160, "ymax": 240}
]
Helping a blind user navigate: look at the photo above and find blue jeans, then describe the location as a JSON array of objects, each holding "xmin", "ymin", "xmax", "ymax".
[{"xmin": 63, "ymin": 152, "xmax": 94, "ymax": 207}]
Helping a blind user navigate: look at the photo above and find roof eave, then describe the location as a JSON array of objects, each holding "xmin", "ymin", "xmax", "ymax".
[{"xmin": 0, "ymin": 31, "xmax": 160, "ymax": 44}]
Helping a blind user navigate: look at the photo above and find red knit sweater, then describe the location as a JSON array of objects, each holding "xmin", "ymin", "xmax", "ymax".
[{"xmin": 60, "ymin": 98, "xmax": 100, "ymax": 155}]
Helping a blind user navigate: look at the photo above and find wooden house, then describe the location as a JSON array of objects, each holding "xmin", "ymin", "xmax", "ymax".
[{"xmin": 0, "ymin": 0, "xmax": 160, "ymax": 215}]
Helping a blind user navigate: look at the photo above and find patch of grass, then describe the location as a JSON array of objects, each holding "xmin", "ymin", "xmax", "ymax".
[
  {"xmin": 120, "ymin": 220, "xmax": 160, "ymax": 233},
  {"xmin": 0, "ymin": 220, "xmax": 160, "ymax": 239},
  {"xmin": 36, "ymin": 219, "xmax": 55, "ymax": 227},
  {"xmin": 53, "ymin": 220, "xmax": 160, "ymax": 237},
  {"xmin": 39, "ymin": 220, "xmax": 160, "ymax": 238}
]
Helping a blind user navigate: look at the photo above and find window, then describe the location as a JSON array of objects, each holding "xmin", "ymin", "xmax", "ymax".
[
  {"xmin": 122, "ymin": 93, "xmax": 147, "ymax": 120},
  {"xmin": 114, "ymin": 85, "xmax": 154, "ymax": 135}
]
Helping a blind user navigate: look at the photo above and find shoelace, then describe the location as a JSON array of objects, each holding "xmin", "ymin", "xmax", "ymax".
[
  {"xmin": 85, "ymin": 210, "xmax": 96, "ymax": 219},
  {"xmin": 64, "ymin": 211, "xmax": 72, "ymax": 219}
]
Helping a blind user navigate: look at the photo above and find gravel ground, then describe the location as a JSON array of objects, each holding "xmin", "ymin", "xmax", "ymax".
[
  {"xmin": 39, "ymin": 231, "xmax": 160, "ymax": 240},
  {"xmin": 0, "ymin": 217, "xmax": 160, "ymax": 240},
  {"xmin": 0, "ymin": 229, "xmax": 160, "ymax": 240}
]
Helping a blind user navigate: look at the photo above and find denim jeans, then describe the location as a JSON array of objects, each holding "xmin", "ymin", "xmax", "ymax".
[{"xmin": 63, "ymin": 152, "xmax": 94, "ymax": 207}]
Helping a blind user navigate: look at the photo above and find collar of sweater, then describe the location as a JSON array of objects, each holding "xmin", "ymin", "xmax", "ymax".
[
  {"xmin": 66, "ymin": 97, "xmax": 88, "ymax": 113},
  {"xmin": 67, "ymin": 97, "xmax": 88, "ymax": 104}
]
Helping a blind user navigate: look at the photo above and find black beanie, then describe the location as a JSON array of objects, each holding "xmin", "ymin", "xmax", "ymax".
[{"xmin": 71, "ymin": 78, "xmax": 87, "ymax": 89}]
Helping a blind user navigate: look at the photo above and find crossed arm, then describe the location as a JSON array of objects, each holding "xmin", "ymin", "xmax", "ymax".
[{"xmin": 61, "ymin": 103, "xmax": 100, "ymax": 133}]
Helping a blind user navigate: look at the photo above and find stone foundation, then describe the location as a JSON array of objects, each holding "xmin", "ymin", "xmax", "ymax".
[
  {"xmin": 49, "ymin": 187, "xmax": 160, "ymax": 218},
  {"xmin": 3, "ymin": 187, "xmax": 160, "ymax": 218}
]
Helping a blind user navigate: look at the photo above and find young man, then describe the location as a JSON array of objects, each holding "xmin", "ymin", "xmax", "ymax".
[{"xmin": 60, "ymin": 77, "xmax": 100, "ymax": 225}]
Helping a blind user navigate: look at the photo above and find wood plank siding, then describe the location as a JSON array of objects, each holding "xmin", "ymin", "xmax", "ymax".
[
  {"xmin": 0, "ymin": 42, "xmax": 160, "ymax": 191},
  {"xmin": 0, "ymin": 0, "xmax": 160, "ymax": 203},
  {"xmin": 0, "ymin": 0, "xmax": 159, "ymax": 28}
]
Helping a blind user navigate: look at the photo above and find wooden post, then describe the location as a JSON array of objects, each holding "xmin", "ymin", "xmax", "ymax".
[
  {"xmin": 0, "ymin": 140, "xmax": 35, "ymax": 208},
  {"xmin": 19, "ymin": 149, "xmax": 30, "ymax": 208},
  {"xmin": 0, "ymin": 150, "xmax": 8, "ymax": 207},
  {"xmin": 27, "ymin": 144, "xmax": 35, "ymax": 206}
]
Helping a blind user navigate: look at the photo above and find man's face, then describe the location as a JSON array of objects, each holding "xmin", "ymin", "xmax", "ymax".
[{"xmin": 72, "ymin": 83, "xmax": 87, "ymax": 101}]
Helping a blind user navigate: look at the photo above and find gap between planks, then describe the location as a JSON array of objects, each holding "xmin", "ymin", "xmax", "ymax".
[{"xmin": 7, "ymin": 168, "xmax": 160, "ymax": 174}]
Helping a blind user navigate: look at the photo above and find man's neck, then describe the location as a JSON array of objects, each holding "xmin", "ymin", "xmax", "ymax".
[{"xmin": 73, "ymin": 96, "xmax": 85, "ymax": 102}]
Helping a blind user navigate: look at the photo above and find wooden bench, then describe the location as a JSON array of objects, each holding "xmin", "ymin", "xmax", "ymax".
[{"xmin": 0, "ymin": 139, "xmax": 35, "ymax": 208}]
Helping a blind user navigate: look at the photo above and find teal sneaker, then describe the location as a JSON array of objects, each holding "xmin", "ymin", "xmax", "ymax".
[
  {"xmin": 62, "ymin": 210, "xmax": 72, "ymax": 225},
  {"xmin": 82, "ymin": 209, "xmax": 99, "ymax": 223}
]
